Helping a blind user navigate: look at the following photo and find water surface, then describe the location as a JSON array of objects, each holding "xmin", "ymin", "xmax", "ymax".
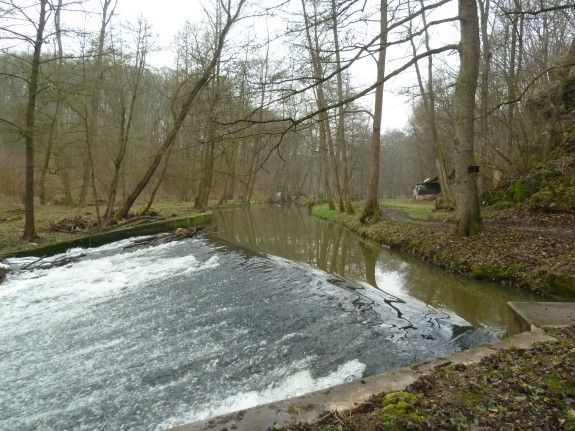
[
  {"xmin": 214, "ymin": 205, "xmax": 537, "ymax": 328},
  {"xmin": 0, "ymin": 205, "xmax": 535, "ymax": 430}
]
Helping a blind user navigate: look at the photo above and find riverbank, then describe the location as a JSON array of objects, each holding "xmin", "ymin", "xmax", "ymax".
[
  {"xmin": 0, "ymin": 199, "xmax": 247, "ymax": 257},
  {"xmin": 283, "ymin": 327, "xmax": 574, "ymax": 431},
  {"xmin": 312, "ymin": 204, "xmax": 575, "ymax": 298}
]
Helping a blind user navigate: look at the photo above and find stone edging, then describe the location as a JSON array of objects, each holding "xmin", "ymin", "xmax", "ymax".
[
  {"xmin": 172, "ymin": 331, "xmax": 555, "ymax": 431},
  {"xmin": 0, "ymin": 213, "xmax": 213, "ymax": 259}
]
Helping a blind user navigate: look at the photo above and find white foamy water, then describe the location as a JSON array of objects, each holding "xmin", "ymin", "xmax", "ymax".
[
  {"xmin": 0, "ymin": 234, "xmax": 483, "ymax": 430},
  {"xmin": 0, "ymin": 240, "xmax": 219, "ymax": 327},
  {"xmin": 157, "ymin": 358, "xmax": 366, "ymax": 430}
]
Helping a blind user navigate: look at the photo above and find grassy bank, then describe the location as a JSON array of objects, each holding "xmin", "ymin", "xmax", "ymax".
[
  {"xmin": 286, "ymin": 328, "xmax": 575, "ymax": 431},
  {"xmin": 312, "ymin": 204, "xmax": 575, "ymax": 297},
  {"xmin": 0, "ymin": 199, "xmax": 246, "ymax": 257}
]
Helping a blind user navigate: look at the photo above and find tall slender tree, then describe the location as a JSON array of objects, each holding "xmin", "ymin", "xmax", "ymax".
[
  {"xmin": 361, "ymin": 0, "xmax": 388, "ymax": 222},
  {"xmin": 453, "ymin": 0, "xmax": 482, "ymax": 236},
  {"xmin": 23, "ymin": 0, "xmax": 50, "ymax": 240},
  {"xmin": 116, "ymin": 0, "xmax": 247, "ymax": 219}
]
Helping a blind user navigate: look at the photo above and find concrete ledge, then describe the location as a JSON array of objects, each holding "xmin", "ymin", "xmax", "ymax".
[
  {"xmin": 1, "ymin": 213, "xmax": 213, "ymax": 259},
  {"xmin": 172, "ymin": 331, "xmax": 555, "ymax": 431},
  {"xmin": 508, "ymin": 302, "xmax": 575, "ymax": 332}
]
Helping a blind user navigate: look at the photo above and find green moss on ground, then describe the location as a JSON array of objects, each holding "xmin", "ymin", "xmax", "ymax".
[
  {"xmin": 284, "ymin": 328, "xmax": 575, "ymax": 431},
  {"xmin": 378, "ymin": 392, "xmax": 424, "ymax": 430},
  {"xmin": 484, "ymin": 152, "xmax": 575, "ymax": 213},
  {"xmin": 312, "ymin": 205, "xmax": 575, "ymax": 297}
]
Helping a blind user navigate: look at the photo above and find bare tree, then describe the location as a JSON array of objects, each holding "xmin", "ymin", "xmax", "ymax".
[
  {"xmin": 301, "ymin": 0, "xmax": 336, "ymax": 210},
  {"xmin": 115, "ymin": 0, "xmax": 247, "ymax": 219},
  {"xmin": 409, "ymin": 0, "xmax": 453, "ymax": 205},
  {"xmin": 453, "ymin": 0, "xmax": 482, "ymax": 236},
  {"xmin": 361, "ymin": 0, "xmax": 388, "ymax": 222},
  {"xmin": 104, "ymin": 19, "xmax": 150, "ymax": 220},
  {"xmin": 38, "ymin": 0, "xmax": 64, "ymax": 206},
  {"xmin": 0, "ymin": 0, "xmax": 54, "ymax": 240},
  {"xmin": 331, "ymin": 0, "xmax": 354, "ymax": 213}
]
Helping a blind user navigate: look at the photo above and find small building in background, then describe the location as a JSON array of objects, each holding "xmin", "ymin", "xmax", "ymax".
[{"xmin": 412, "ymin": 176, "xmax": 441, "ymax": 200}]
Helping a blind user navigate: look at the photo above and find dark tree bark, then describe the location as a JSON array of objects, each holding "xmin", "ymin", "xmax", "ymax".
[
  {"xmin": 39, "ymin": 0, "xmax": 64, "ymax": 206},
  {"xmin": 301, "ymin": 0, "xmax": 336, "ymax": 210},
  {"xmin": 23, "ymin": 0, "xmax": 49, "ymax": 241},
  {"xmin": 331, "ymin": 0, "xmax": 354, "ymax": 214},
  {"xmin": 453, "ymin": 0, "xmax": 482, "ymax": 236},
  {"xmin": 361, "ymin": 0, "xmax": 388, "ymax": 223}
]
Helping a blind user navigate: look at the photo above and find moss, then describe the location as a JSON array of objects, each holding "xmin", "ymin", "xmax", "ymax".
[
  {"xmin": 439, "ymin": 250, "xmax": 452, "ymax": 260},
  {"xmin": 470, "ymin": 262, "xmax": 487, "ymax": 277},
  {"xmin": 485, "ymin": 152, "xmax": 575, "ymax": 212},
  {"xmin": 512, "ymin": 180, "xmax": 525, "ymax": 203},
  {"xmin": 546, "ymin": 377, "xmax": 575, "ymax": 395},
  {"xmin": 544, "ymin": 273, "xmax": 575, "ymax": 297},
  {"xmin": 378, "ymin": 391, "xmax": 424, "ymax": 430},
  {"xmin": 455, "ymin": 389, "xmax": 483, "ymax": 407},
  {"xmin": 470, "ymin": 262, "xmax": 526, "ymax": 282},
  {"xmin": 565, "ymin": 409, "xmax": 575, "ymax": 431}
]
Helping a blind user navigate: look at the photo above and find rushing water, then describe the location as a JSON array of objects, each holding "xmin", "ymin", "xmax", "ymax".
[{"xmin": 0, "ymin": 206, "xmax": 536, "ymax": 430}]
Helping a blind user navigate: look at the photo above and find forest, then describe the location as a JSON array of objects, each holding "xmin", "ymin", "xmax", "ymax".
[
  {"xmin": 0, "ymin": 1, "xmax": 574, "ymax": 430},
  {"xmin": 0, "ymin": 0, "xmax": 572, "ymax": 241}
]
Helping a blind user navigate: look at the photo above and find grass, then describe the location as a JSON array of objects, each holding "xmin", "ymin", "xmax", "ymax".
[{"xmin": 380, "ymin": 198, "xmax": 435, "ymax": 219}]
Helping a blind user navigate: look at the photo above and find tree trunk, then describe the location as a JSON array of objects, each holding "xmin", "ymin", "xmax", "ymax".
[
  {"xmin": 361, "ymin": 0, "xmax": 387, "ymax": 223},
  {"xmin": 55, "ymin": 146, "xmax": 73, "ymax": 205},
  {"xmin": 140, "ymin": 149, "xmax": 171, "ymax": 215},
  {"xmin": 477, "ymin": 0, "xmax": 491, "ymax": 190},
  {"xmin": 195, "ymin": 9, "xmax": 222, "ymax": 212},
  {"xmin": 83, "ymin": 0, "xmax": 115, "ymax": 222},
  {"xmin": 195, "ymin": 140, "xmax": 215, "ymax": 210},
  {"xmin": 454, "ymin": 0, "xmax": 481, "ymax": 236},
  {"xmin": 23, "ymin": 0, "xmax": 48, "ymax": 241},
  {"xmin": 331, "ymin": 0, "xmax": 354, "ymax": 213},
  {"xmin": 411, "ymin": 1, "xmax": 453, "ymax": 206},
  {"xmin": 39, "ymin": 0, "xmax": 65, "ymax": 206},
  {"xmin": 116, "ymin": 1, "xmax": 245, "ymax": 219},
  {"xmin": 78, "ymin": 152, "xmax": 89, "ymax": 206},
  {"xmin": 106, "ymin": 20, "xmax": 148, "ymax": 219},
  {"xmin": 301, "ymin": 0, "xmax": 336, "ymax": 210}
]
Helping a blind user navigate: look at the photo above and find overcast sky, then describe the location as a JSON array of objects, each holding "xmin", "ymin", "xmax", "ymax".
[{"xmin": 63, "ymin": 0, "xmax": 460, "ymax": 131}]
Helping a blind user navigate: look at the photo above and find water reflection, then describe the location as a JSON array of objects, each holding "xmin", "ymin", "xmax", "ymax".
[{"xmin": 214, "ymin": 205, "xmax": 537, "ymax": 328}]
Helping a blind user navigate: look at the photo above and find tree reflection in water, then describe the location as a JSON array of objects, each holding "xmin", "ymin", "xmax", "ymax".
[{"xmin": 214, "ymin": 205, "xmax": 537, "ymax": 328}]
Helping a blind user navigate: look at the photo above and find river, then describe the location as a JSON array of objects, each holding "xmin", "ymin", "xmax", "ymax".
[{"xmin": 0, "ymin": 205, "xmax": 536, "ymax": 430}]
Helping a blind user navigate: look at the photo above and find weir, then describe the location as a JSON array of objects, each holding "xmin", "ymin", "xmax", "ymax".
[{"xmin": 0, "ymin": 206, "xmax": 545, "ymax": 430}]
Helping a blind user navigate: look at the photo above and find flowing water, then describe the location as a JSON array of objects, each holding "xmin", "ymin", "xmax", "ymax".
[{"xmin": 0, "ymin": 205, "xmax": 536, "ymax": 430}]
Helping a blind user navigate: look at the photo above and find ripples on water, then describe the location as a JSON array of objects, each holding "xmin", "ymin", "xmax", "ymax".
[{"xmin": 0, "ymin": 206, "xmax": 535, "ymax": 430}]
